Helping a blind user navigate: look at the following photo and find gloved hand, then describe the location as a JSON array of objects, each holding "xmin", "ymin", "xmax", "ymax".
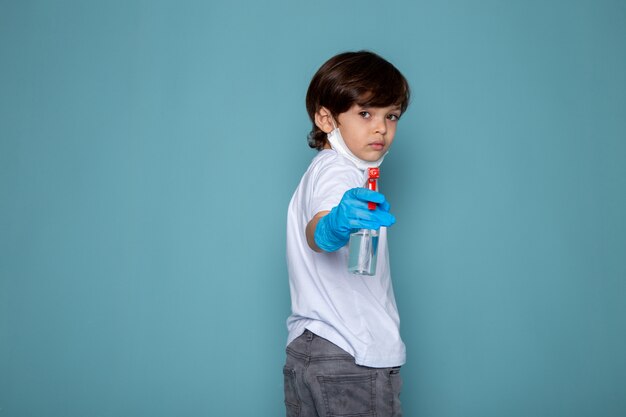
[{"xmin": 314, "ymin": 188, "xmax": 396, "ymax": 252}]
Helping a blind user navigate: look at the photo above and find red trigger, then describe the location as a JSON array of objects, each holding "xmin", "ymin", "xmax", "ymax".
[{"xmin": 367, "ymin": 168, "xmax": 380, "ymax": 210}]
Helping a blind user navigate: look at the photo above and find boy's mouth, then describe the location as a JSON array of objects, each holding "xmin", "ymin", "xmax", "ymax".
[{"xmin": 369, "ymin": 142, "xmax": 385, "ymax": 151}]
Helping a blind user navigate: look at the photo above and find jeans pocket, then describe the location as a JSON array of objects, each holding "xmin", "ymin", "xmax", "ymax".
[
  {"xmin": 283, "ymin": 366, "xmax": 300, "ymax": 417},
  {"xmin": 317, "ymin": 373, "xmax": 377, "ymax": 416},
  {"xmin": 389, "ymin": 368, "xmax": 403, "ymax": 416},
  {"xmin": 389, "ymin": 367, "xmax": 402, "ymax": 392}
]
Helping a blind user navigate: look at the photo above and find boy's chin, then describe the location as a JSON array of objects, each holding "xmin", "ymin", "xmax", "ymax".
[{"xmin": 359, "ymin": 151, "xmax": 386, "ymax": 162}]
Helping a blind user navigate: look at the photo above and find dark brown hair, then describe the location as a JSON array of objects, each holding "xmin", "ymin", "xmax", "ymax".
[{"xmin": 305, "ymin": 51, "xmax": 411, "ymax": 150}]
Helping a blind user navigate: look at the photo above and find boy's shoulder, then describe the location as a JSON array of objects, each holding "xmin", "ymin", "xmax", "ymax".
[
  {"xmin": 310, "ymin": 149, "xmax": 360, "ymax": 171},
  {"xmin": 306, "ymin": 149, "xmax": 364, "ymax": 185}
]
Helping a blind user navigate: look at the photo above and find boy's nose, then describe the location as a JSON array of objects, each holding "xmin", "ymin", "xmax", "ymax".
[{"xmin": 374, "ymin": 117, "xmax": 387, "ymax": 135}]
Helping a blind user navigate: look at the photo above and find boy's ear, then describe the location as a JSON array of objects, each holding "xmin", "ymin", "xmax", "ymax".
[{"xmin": 314, "ymin": 107, "xmax": 335, "ymax": 134}]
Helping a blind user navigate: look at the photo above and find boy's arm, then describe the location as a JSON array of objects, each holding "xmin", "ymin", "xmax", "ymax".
[
  {"xmin": 306, "ymin": 188, "xmax": 396, "ymax": 253},
  {"xmin": 306, "ymin": 211, "xmax": 330, "ymax": 253}
]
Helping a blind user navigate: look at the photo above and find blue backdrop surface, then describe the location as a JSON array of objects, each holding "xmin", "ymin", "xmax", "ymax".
[{"xmin": 1, "ymin": 1, "xmax": 625, "ymax": 416}]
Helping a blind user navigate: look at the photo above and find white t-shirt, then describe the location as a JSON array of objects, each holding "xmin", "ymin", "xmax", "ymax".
[{"xmin": 286, "ymin": 149, "xmax": 405, "ymax": 368}]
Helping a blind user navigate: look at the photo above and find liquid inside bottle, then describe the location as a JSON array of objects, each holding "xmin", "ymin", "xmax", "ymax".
[{"xmin": 348, "ymin": 228, "xmax": 379, "ymax": 276}]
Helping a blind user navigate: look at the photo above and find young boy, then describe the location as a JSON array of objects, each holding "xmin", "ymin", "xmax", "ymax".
[{"xmin": 284, "ymin": 51, "xmax": 410, "ymax": 417}]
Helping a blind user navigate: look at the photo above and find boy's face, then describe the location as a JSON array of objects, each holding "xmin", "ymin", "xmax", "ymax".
[{"xmin": 335, "ymin": 104, "xmax": 402, "ymax": 162}]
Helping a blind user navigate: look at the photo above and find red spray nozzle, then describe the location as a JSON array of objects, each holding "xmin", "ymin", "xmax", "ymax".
[{"xmin": 367, "ymin": 167, "xmax": 380, "ymax": 210}]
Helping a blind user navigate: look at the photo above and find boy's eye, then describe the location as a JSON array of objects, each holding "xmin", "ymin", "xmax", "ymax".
[
  {"xmin": 387, "ymin": 114, "xmax": 401, "ymax": 121},
  {"xmin": 359, "ymin": 111, "xmax": 371, "ymax": 118}
]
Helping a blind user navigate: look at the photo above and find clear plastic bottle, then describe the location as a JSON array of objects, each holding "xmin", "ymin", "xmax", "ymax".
[{"xmin": 348, "ymin": 167, "xmax": 380, "ymax": 276}]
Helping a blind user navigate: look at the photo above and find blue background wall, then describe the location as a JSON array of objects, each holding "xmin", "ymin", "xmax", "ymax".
[{"xmin": 1, "ymin": 1, "xmax": 625, "ymax": 416}]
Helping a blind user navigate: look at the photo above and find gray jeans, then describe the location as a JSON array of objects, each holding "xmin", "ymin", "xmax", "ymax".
[{"xmin": 283, "ymin": 330, "xmax": 403, "ymax": 417}]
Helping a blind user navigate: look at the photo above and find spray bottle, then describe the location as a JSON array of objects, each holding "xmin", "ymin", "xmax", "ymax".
[{"xmin": 348, "ymin": 167, "xmax": 381, "ymax": 276}]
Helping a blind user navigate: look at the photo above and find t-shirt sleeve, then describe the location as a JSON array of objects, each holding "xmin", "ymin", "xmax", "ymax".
[{"xmin": 309, "ymin": 156, "xmax": 364, "ymax": 217}]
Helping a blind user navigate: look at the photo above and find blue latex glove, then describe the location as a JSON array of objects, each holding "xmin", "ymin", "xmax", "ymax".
[{"xmin": 314, "ymin": 188, "xmax": 396, "ymax": 252}]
